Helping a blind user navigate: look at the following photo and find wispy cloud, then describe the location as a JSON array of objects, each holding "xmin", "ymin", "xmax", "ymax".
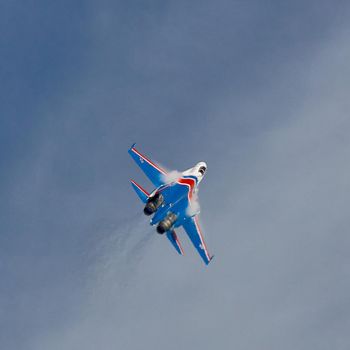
[{"xmin": 2, "ymin": 1, "xmax": 350, "ymax": 350}]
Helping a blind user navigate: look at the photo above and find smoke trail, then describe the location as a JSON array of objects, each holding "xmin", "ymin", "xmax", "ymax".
[
  {"xmin": 160, "ymin": 170, "xmax": 182, "ymax": 184},
  {"xmin": 86, "ymin": 214, "xmax": 154, "ymax": 294},
  {"xmin": 186, "ymin": 190, "xmax": 201, "ymax": 216}
]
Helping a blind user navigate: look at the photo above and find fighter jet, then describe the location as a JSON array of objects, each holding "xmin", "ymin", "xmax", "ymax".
[{"xmin": 128, "ymin": 144, "xmax": 213, "ymax": 265}]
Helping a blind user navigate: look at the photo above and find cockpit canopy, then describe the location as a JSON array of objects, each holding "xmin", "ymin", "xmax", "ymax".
[{"xmin": 199, "ymin": 166, "xmax": 206, "ymax": 176}]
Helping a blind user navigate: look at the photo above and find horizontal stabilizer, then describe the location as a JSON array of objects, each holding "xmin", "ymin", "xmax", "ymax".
[
  {"xmin": 166, "ymin": 230, "xmax": 184, "ymax": 255},
  {"xmin": 130, "ymin": 180, "xmax": 149, "ymax": 203}
]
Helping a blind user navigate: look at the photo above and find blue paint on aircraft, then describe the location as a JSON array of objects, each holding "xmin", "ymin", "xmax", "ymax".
[{"xmin": 128, "ymin": 144, "xmax": 213, "ymax": 265}]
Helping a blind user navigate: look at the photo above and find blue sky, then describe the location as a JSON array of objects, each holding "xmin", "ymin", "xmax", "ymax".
[{"xmin": 1, "ymin": 1, "xmax": 350, "ymax": 349}]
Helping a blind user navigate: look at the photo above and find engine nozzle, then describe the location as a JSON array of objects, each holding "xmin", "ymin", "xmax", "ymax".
[
  {"xmin": 143, "ymin": 193, "xmax": 164, "ymax": 216},
  {"xmin": 157, "ymin": 212, "xmax": 177, "ymax": 234}
]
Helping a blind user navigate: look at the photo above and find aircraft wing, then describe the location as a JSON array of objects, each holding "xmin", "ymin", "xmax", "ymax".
[
  {"xmin": 182, "ymin": 216, "xmax": 213, "ymax": 265},
  {"xmin": 166, "ymin": 230, "xmax": 184, "ymax": 255},
  {"xmin": 128, "ymin": 144, "xmax": 167, "ymax": 188}
]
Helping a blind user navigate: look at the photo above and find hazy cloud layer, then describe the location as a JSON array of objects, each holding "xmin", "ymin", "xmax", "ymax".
[{"xmin": 1, "ymin": 1, "xmax": 350, "ymax": 350}]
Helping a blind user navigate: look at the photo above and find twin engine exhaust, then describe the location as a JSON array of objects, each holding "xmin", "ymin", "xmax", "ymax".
[
  {"xmin": 144, "ymin": 193, "xmax": 164, "ymax": 216},
  {"xmin": 156, "ymin": 212, "xmax": 177, "ymax": 234},
  {"xmin": 144, "ymin": 193, "xmax": 177, "ymax": 234}
]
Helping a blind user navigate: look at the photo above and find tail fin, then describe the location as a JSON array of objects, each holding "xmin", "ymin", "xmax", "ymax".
[{"xmin": 130, "ymin": 180, "xmax": 149, "ymax": 203}]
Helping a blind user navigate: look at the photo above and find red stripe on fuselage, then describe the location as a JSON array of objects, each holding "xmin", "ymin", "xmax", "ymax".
[{"xmin": 177, "ymin": 177, "xmax": 196, "ymax": 201}]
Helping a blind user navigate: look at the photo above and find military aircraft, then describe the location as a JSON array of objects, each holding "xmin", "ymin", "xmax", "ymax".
[{"xmin": 128, "ymin": 144, "xmax": 213, "ymax": 265}]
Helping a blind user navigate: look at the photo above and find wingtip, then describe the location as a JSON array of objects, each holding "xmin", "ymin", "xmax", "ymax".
[
  {"xmin": 206, "ymin": 255, "xmax": 214, "ymax": 265},
  {"xmin": 130, "ymin": 143, "xmax": 136, "ymax": 150}
]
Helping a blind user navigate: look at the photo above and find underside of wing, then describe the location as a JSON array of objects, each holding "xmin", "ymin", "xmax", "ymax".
[
  {"xmin": 128, "ymin": 144, "xmax": 167, "ymax": 187},
  {"xmin": 166, "ymin": 230, "xmax": 184, "ymax": 255},
  {"xmin": 182, "ymin": 216, "xmax": 213, "ymax": 265}
]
